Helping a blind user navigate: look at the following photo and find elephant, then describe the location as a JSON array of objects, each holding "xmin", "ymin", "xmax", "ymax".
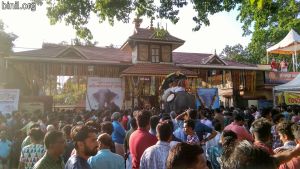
[{"xmin": 165, "ymin": 90, "xmax": 196, "ymax": 115}]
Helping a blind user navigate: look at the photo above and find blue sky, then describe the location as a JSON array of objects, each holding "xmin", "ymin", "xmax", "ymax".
[{"xmin": 0, "ymin": 1, "xmax": 251, "ymax": 54}]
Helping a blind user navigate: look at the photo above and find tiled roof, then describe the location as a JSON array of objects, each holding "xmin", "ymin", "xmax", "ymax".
[
  {"xmin": 121, "ymin": 63, "xmax": 198, "ymax": 77},
  {"xmin": 129, "ymin": 28, "xmax": 185, "ymax": 43},
  {"xmin": 173, "ymin": 52, "xmax": 256, "ymax": 68},
  {"xmin": 12, "ymin": 45, "xmax": 132, "ymax": 63}
]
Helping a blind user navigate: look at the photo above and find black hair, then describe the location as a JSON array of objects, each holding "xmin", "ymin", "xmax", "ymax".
[
  {"xmin": 156, "ymin": 122, "xmax": 173, "ymax": 142},
  {"xmin": 233, "ymin": 112, "xmax": 244, "ymax": 122},
  {"xmin": 44, "ymin": 130, "xmax": 64, "ymax": 149},
  {"xmin": 29, "ymin": 128, "xmax": 44, "ymax": 142},
  {"xmin": 184, "ymin": 119, "xmax": 195, "ymax": 130},
  {"xmin": 272, "ymin": 114, "xmax": 284, "ymax": 124},
  {"xmin": 150, "ymin": 115, "xmax": 160, "ymax": 130},
  {"xmin": 130, "ymin": 118, "xmax": 137, "ymax": 129},
  {"xmin": 277, "ymin": 122, "xmax": 295, "ymax": 140},
  {"xmin": 101, "ymin": 121, "xmax": 114, "ymax": 135},
  {"xmin": 221, "ymin": 140, "xmax": 276, "ymax": 169},
  {"xmin": 136, "ymin": 110, "xmax": 151, "ymax": 128},
  {"xmin": 251, "ymin": 118, "xmax": 272, "ymax": 142},
  {"xmin": 167, "ymin": 143, "xmax": 204, "ymax": 169},
  {"xmin": 71, "ymin": 125, "xmax": 97, "ymax": 150},
  {"xmin": 188, "ymin": 109, "xmax": 198, "ymax": 120}
]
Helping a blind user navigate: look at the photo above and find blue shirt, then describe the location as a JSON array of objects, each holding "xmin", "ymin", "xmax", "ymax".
[
  {"xmin": 112, "ymin": 121, "xmax": 126, "ymax": 144},
  {"xmin": 87, "ymin": 149, "xmax": 124, "ymax": 169},
  {"xmin": 0, "ymin": 139, "xmax": 12, "ymax": 159},
  {"xmin": 65, "ymin": 155, "xmax": 91, "ymax": 169},
  {"xmin": 194, "ymin": 119, "xmax": 213, "ymax": 141}
]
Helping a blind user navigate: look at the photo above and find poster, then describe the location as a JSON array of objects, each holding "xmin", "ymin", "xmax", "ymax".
[
  {"xmin": 0, "ymin": 89, "xmax": 20, "ymax": 114},
  {"xmin": 258, "ymin": 100, "xmax": 273, "ymax": 109},
  {"xmin": 284, "ymin": 92, "xmax": 300, "ymax": 105},
  {"xmin": 196, "ymin": 88, "xmax": 220, "ymax": 109},
  {"xmin": 86, "ymin": 77, "xmax": 123, "ymax": 111}
]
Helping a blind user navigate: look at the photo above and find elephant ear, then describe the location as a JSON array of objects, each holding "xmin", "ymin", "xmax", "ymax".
[{"xmin": 93, "ymin": 91, "xmax": 101, "ymax": 101}]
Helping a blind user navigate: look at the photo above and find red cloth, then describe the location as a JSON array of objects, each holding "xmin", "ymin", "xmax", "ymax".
[
  {"xmin": 279, "ymin": 144, "xmax": 300, "ymax": 169},
  {"xmin": 254, "ymin": 141, "xmax": 274, "ymax": 155},
  {"xmin": 129, "ymin": 128, "xmax": 157, "ymax": 169},
  {"xmin": 224, "ymin": 122, "xmax": 254, "ymax": 142},
  {"xmin": 121, "ymin": 116, "xmax": 129, "ymax": 130},
  {"xmin": 271, "ymin": 61, "xmax": 277, "ymax": 69}
]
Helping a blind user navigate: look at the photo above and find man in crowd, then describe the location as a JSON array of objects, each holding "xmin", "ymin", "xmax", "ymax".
[
  {"xmin": 184, "ymin": 119, "xmax": 200, "ymax": 145},
  {"xmin": 274, "ymin": 121, "xmax": 296, "ymax": 153},
  {"xmin": 124, "ymin": 118, "xmax": 137, "ymax": 169},
  {"xmin": 88, "ymin": 133, "xmax": 124, "ymax": 169},
  {"xmin": 140, "ymin": 122, "xmax": 173, "ymax": 169},
  {"xmin": 65, "ymin": 125, "xmax": 98, "ymax": 169},
  {"xmin": 278, "ymin": 123, "xmax": 300, "ymax": 169},
  {"xmin": 224, "ymin": 112, "xmax": 254, "ymax": 142},
  {"xmin": 19, "ymin": 128, "xmax": 45, "ymax": 169},
  {"xmin": 62, "ymin": 125, "xmax": 74, "ymax": 163},
  {"xmin": 149, "ymin": 115, "xmax": 160, "ymax": 136},
  {"xmin": 166, "ymin": 143, "xmax": 209, "ymax": 169},
  {"xmin": 33, "ymin": 130, "xmax": 65, "ymax": 169},
  {"xmin": 251, "ymin": 117, "xmax": 274, "ymax": 155},
  {"xmin": 111, "ymin": 112, "xmax": 126, "ymax": 157},
  {"xmin": 0, "ymin": 131, "xmax": 12, "ymax": 169},
  {"xmin": 129, "ymin": 110, "xmax": 157, "ymax": 169}
]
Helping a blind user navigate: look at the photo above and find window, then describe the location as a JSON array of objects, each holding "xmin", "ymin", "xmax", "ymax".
[{"xmin": 151, "ymin": 47, "xmax": 160, "ymax": 63}]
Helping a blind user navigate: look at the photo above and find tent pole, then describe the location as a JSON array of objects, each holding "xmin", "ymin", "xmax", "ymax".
[
  {"xmin": 272, "ymin": 88, "xmax": 276, "ymax": 108},
  {"xmin": 267, "ymin": 52, "xmax": 269, "ymax": 64},
  {"xmin": 292, "ymin": 53, "xmax": 295, "ymax": 72}
]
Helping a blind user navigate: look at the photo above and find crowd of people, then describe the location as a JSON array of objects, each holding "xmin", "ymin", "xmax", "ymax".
[{"xmin": 0, "ymin": 105, "xmax": 300, "ymax": 169}]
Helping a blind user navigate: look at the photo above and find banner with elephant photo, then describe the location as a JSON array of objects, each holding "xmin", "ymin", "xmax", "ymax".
[
  {"xmin": 196, "ymin": 88, "xmax": 220, "ymax": 109},
  {"xmin": 86, "ymin": 77, "xmax": 123, "ymax": 111}
]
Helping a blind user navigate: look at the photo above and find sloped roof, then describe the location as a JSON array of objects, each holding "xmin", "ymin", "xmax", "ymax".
[
  {"xmin": 9, "ymin": 45, "xmax": 132, "ymax": 64},
  {"xmin": 121, "ymin": 63, "xmax": 197, "ymax": 77},
  {"xmin": 129, "ymin": 28, "xmax": 185, "ymax": 43},
  {"xmin": 173, "ymin": 52, "xmax": 257, "ymax": 68}
]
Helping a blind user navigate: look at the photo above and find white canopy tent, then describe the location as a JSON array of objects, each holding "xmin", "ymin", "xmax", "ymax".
[
  {"xmin": 273, "ymin": 74, "xmax": 300, "ymax": 106},
  {"xmin": 267, "ymin": 29, "xmax": 300, "ymax": 72},
  {"xmin": 274, "ymin": 74, "xmax": 300, "ymax": 92}
]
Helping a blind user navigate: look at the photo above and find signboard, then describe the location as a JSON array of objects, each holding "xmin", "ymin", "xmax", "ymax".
[
  {"xmin": 20, "ymin": 102, "xmax": 44, "ymax": 115},
  {"xmin": 284, "ymin": 92, "xmax": 300, "ymax": 105},
  {"xmin": 196, "ymin": 88, "xmax": 220, "ymax": 109},
  {"xmin": 86, "ymin": 77, "xmax": 123, "ymax": 111},
  {"xmin": 0, "ymin": 89, "xmax": 20, "ymax": 114},
  {"xmin": 265, "ymin": 71, "xmax": 299, "ymax": 84}
]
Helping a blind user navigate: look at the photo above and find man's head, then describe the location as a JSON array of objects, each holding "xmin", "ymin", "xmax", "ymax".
[
  {"xmin": 130, "ymin": 118, "xmax": 138, "ymax": 130},
  {"xmin": 156, "ymin": 122, "xmax": 172, "ymax": 142},
  {"xmin": 136, "ymin": 110, "xmax": 151, "ymax": 129},
  {"xmin": 183, "ymin": 119, "xmax": 195, "ymax": 136},
  {"xmin": 261, "ymin": 108, "xmax": 272, "ymax": 121},
  {"xmin": 233, "ymin": 113, "xmax": 245, "ymax": 126},
  {"xmin": 292, "ymin": 123, "xmax": 300, "ymax": 144},
  {"xmin": 111, "ymin": 112, "xmax": 121, "ymax": 121},
  {"xmin": 251, "ymin": 118, "xmax": 272, "ymax": 142},
  {"xmin": 29, "ymin": 128, "xmax": 44, "ymax": 143},
  {"xmin": 167, "ymin": 143, "xmax": 208, "ymax": 169},
  {"xmin": 98, "ymin": 133, "xmax": 113, "ymax": 150},
  {"xmin": 277, "ymin": 121, "xmax": 295, "ymax": 143},
  {"xmin": 44, "ymin": 131, "xmax": 65, "ymax": 156},
  {"xmin": 71, "ymin": 125, "xmax": 98, "ymax": 157},
  {"xmin": 221, "ymin": 140, "xmax": 276, "ymax": 169},
  {"xmin": 62, "ymin": 125, "xmax": 72, "ymax": 140},
  {"xmin": 101, "ymin": 122, "xmax": 114, "ymax": 135},
  {"xmin": 187, "ymin": 109, "xmax": 198, "ymax": 120},
  {"xmin": 150, "ymin": 115, "xmax": 160, "ymax": 131}
]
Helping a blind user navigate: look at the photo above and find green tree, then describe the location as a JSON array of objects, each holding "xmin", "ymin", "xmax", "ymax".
[
  {"xmin": 220, "ymin": 44, "xmax": 251, "ymax": 63},
  {"xmin": 0, "ymin": 20, "xmax": 17, "ymax": 57}
]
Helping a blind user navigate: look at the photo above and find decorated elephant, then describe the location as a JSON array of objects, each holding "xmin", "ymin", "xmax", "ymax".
[{"xmin": 161, "ymin": 72, "xmax": 196, "ymax": 114}]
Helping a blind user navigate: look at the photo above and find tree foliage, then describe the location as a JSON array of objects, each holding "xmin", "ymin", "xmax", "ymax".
[
  {"xmin": 0, "ymin": 20, "xmax": 17, "ymax": 57},
  {"xmin": 220, "ymin": 44, "xmax": 251, "ymax": 63}
]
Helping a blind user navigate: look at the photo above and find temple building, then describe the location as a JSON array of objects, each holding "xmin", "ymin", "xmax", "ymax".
[{"xmin": 3, "ymin": 19, "xmax": 290, "ymax": 110}]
